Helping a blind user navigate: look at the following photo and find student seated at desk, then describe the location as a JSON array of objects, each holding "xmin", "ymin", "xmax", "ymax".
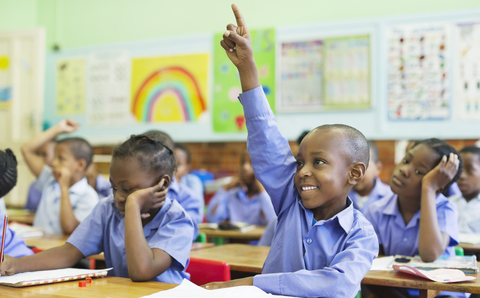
[
  {"xmin": 203, "ymin": 5, "xmax": 378, "ymax": 297},
  {"xmin": 450, "ymin": 146, "xmax": 480, "ymax": 234},
  {"xmin": 0, "ymin": 134, "xmax": 194, "ymax": 283},
  {"xmin": 206, "ymin": 149, "xmax": 275, "ymax": 226},
  {"xmin": 364, "ymin": 139, "xmax": 462, "ymax": 297},
  {"xmin": 0, "ymin": 148, "xmax": 34, "ymax": 257},
  {"xmin": 85, "ymin": 163, "xmax": 112, "ymax": 199},
  {"xmin": 24, "ymin": 140, "xmax": 56, "ymax": 211},
  {"xmin": 21, "ymin": 119, "xmax": 99, "ymax": 235},
  {"xmin": 348, "ymin": 141, "xmax": 392, "ymax": 213}
]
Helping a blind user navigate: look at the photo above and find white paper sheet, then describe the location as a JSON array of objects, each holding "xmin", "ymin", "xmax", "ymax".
[
  {"xmin": 0, "ymin": 268, "xmax": 112, "ymax": 284},
  {"xmin": 142, "ymin": 279, "xmax": 298, "ymax": 298},
  {"xmin": 370, "ymin": 256, "xmax": 394, "ymax": 271}
]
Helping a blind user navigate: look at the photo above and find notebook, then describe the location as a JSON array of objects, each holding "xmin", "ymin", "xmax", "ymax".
[
  {"xmin": 392, "ymin": 255, "xmax": 479, "ymax": 273},
  {"xmin": 0, "ymin": 268, "xmax": 112, "ymax": 287},
  {"xmin": 9, "ymin": 222, "xmax": 44, "ymax": 238},
  {"xmin": 393, "ymin": 265, "xmax": 476, "ymax": 283}
]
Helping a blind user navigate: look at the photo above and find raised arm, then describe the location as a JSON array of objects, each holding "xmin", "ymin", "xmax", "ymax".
[
  {"xmin": 21, "ymin": 119, "xmax": 80, "ymax": 178},
  {"xmin": 419, "ymin": 153, "xmax": 460, "ymax": 261},
  {"xmin": 222, "ymin": 4, "xmax": 297, "ymax": 213}
]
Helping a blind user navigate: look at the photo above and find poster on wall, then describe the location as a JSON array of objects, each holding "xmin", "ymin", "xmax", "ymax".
[
  {"xmin": 277, "ymin": 35, "xmax": 371, "ymax": 112},
  {"xmin": 387, "ymin": 22, "xmax": 451, "ymax": 120},
  {"xmin": 455, "ymin": 22, "xmax": 480, "ymax": 120},
  {"xmin": 86, "ymin": 50, "xmax": 131, "ymax": 127},
  {"xmin": 212, "ymin": 28, "xmax": 275, "ymax": 132},
  {"xmin": 0, "ymin": 55, "xmax": 12, "ymax": 109},
  {"xmin": 56, "ymin": 58, "xmax": 85, "ymax": 115},
  {"xmin": 130, "ymin": 53, "xmax": 208, "ymax": 123}
]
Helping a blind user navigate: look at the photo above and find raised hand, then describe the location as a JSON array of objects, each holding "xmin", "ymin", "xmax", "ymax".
[
  {"xmin": 127, "ymin": 178, "xmax": 168, "ymax": 218},
  {"xmin": 57, "ymin": 119, "xmax": 80, "ymax": 134},
  {"xmin": 422, "ymin": 153, "xmax": 460, "ymax": 194}
]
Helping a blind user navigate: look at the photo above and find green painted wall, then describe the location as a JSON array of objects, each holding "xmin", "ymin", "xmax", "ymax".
[{"xmin": 2, "ymin": 0, "xmax": 480, "ymax": 49}]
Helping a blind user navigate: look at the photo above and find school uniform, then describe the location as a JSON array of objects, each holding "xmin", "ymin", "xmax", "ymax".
[
  {"xmin": 364, "ymin": 193, "xmax": 459, "ymax": 257},
  {"xmin": 24, "ymin": 182, "xmax": 42, "ymax": 211},
  {"xmin": 450, "ymin": 194, "xmax": 480, "ymax": 234},
  {"xmin": 180, "ymin": 173, "xmax": 204, "ymax": 203},
  {"xmin": 239, "ymin": 87, "xmax": 378, "ymax": 298},
  {"xmin": 257, "ymin": 217, "xmax": 277, "ymax": 246},
  {"xmin": 95, "ymin": 174, "xmax": 112, "ymax": 199},
  {"xmin": 33, "ymin": 166, "xmax": 99, "ymax": 234},
  {"xmin": 0, "ymin": 210, "xmax": 33, "ymax": 258},
  {"xmin": 206, "ymin": 187, "xmax": 275, "ymax": 225},
  {"xmin": 168, "ymin": 178, "xmax": 203, "ymax": 238},
  {"xmin": 66, "ymin": 195, "xmax": 193, "ymax": 283},
  {"xmin": 348, "ymin": 177, "xmax": 393, "ymax": 213}
]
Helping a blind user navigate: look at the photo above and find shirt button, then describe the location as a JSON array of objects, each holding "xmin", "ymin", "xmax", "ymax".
[
  {"xmin": 306, "ymin": 238, "xmax": 313, "ymax": 244},
  {"xmin": 403, "ymin": 238, "xmax": 408, "ymax": 242}
]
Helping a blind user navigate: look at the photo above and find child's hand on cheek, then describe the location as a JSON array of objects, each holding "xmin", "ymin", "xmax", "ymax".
[
  {"xmin": 127, "ymin": 179, "xmax": 167, "ymax": 218},
  {"xmin": 422, "ymin": 153, "xmax": 460, "ymax": 194},
  {"xmin": 53, "ymin": 166, "xmax": 71, "ymax": 188}
]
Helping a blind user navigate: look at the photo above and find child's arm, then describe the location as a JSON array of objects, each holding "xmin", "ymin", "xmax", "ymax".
[
  {"xmin": 54, "ymin": 166, "xmax": 80, "ymax": 234},
  {"xmin": 419, "ymin": 153, "xmax": 460, "ymax": 262},
  {"xmin": 0, "ymin": 244, "xmax": 84, "ymax": 276},
  {"xmin": 21, "ymin": 119, "xmax": 80, "ymax": 178},
  {"xmin": 222, "ymin": 4, "xmax": 297, "ymax": 214},
  {"xmin": 124, "ymin": 179, "xmax": 174, "ymax": 281}
]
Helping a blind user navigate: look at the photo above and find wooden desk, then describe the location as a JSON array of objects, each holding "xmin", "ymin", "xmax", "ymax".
[
  {"xmin": 189, "ymin": 244, "xmax": 268, "ymax": 274},
  {"xmin": 459, "ymin": 243, "xmax": 480, "ymax": 255},
  {"xmin": 199, "ymin": 226, "xmax": 265, "ymax": 241},
  {"xmin": 0, "ymin": 276, "xmax": 177, "ymax": 298},
  {"xmin": 7, "ymin": 208, "xmax": 35, "ymax": 225}
]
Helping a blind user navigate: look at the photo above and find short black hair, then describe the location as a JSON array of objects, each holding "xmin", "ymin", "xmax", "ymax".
[
  {"xmin": 57, "ymin": 137, "xmax": 93, "ymax": 168},
  {"xmin": 313, "ymin": 124, "xmax": 369, "ymax": 167},
  {"xmin": 143, "ymin": 130, "xmax": 175, "ymax": 151},
  {"xmin": 368, "ymin": 141, "xmax": 379, "ymax": 164},
  {"xmin": 460, "ymin": 146, "xmax": 480, "ymax": 158},
  {"xmin": 113, "ymin": 134, "xmax": 176, "ymax": 178},
  {"xmin": 413, "ymin": 138, "xmax": 463, "ymax": 192},
  {"xmin": 174, "ymin": 143, "xmax": 191, "ymax": 164},
  {"xmin": 297, "ymin": 130, "xmax": 310, "ymax": 145},
  {"xmin": 0, "ymin": 149, "xmax": 18, "ymax": 198}
]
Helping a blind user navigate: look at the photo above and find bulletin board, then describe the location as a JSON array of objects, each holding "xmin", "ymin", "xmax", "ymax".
[{"xmin": 44, "ymin": 8, "xmax": 480, "ymax": 144}]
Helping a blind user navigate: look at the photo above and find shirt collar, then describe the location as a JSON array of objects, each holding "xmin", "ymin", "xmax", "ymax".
[{"xmin": 336, "ymin": 197, "xmax": 354, "ymax": 233}]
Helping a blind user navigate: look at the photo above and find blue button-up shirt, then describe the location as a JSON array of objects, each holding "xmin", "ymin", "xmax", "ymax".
[
  {"xmin": 67, "ymin": 195, "xmax": 193, "ymax": 283},
  {"xmin": 206, "ymin": 187, "xmax": 276, "ymax": 225},
  {"xmin": 364, "ymin": 193, "xmax": 459, "ymax": 257},
  {"xmin": 0, "ymin": 210, "xmax": 33, "ymax": 258},
  {"xmin": 348, "ymin": 177, "xmax": 393, "ymax": 214},
  {"xmin": 239, "ymin": 87, "xmax": 378, "ymax": 298}
]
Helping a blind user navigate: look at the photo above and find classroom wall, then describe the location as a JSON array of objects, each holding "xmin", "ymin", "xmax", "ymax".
[{"xmin": 0, "ymin": 0, "xmax": 38, "ymax": 31}]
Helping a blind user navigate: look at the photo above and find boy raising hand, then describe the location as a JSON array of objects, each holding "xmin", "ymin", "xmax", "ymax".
[{"xmin": 204, "ymin": 4, "xmax": 378, "ymax": 297}]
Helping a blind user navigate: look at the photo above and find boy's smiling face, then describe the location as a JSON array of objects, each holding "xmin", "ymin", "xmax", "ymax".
[{"xmin": 294, "ymin": 129, "xmax": 355, "ymax": 220}]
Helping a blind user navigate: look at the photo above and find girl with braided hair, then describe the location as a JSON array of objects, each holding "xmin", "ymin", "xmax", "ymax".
[{"xmin": 0, "ymin": 149, "xmax": 34, "ymax": 258}]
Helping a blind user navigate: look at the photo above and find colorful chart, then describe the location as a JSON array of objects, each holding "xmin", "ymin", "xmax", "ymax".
[
  {"xmin": 131, "ymin": 54, "xmax": 208, "ymax": 122},
  {"xmin": 212, "ymin": 28, "xmax": 275, "ymax": 132},
  {"xmin": 56, "ymin": 58, "xmax": 86, "ymax": 115}
]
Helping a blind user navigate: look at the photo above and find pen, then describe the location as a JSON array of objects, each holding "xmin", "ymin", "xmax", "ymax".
[{"xmin": 1, "ymin": 214, "xmax": 7, "ymax": 263}]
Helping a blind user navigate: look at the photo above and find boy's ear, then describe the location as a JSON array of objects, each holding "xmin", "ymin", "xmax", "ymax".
[
  {"xmin": 159, "ymin": 174, "xmax": 171, "ymax": 190},
  {"xmin": 77, "ymin": 158, "xmax": 87, "ymax": 173},
  {"xmin": 347, "ymin": 162, "xmax": 366, "ymax": 186}
]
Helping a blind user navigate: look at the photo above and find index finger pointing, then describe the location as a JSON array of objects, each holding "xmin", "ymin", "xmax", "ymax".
[{"xmin": 231, "ymin": 3, "xmax": 247, "ymax": 28}]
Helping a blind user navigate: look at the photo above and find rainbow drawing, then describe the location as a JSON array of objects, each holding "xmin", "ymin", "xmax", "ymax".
[{"xmin": 131, "ymin": 64, "xmax": 207, "ymax": 122}]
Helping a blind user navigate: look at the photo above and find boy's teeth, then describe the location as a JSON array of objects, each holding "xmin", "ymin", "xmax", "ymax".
[{"xmin": 302, "ymin": 186, "xmax": 317, "ymax": 191}]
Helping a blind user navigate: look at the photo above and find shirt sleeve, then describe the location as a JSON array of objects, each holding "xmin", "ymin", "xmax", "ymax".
[
  {"xmin": 253, "ymin": 221, "xmax": 378, "ymax": 297},
  {"xmin": 182, "ymin": 174, "xmax": 204, "ymax": 202},
  {"xmin": 205, "ymin": 188, "xmax": 229, "ymax": 223},
  {"xmin": 72, "ymin": 187, "xmax": 99, "ymax": 223},
  {"xmin": 239, "ymin": 87, "xmax": 297, "ymax": 215},
  {"xmin": 95, "ymin": 175, "xmax": 113, "ymax": 199},
  {"xmin": 149, "ymin": 201, "xmax": 195, "ymax": 271},
  {"xmin": 438, "ymin": 200, "xmax": 460, "ymax": 247},
  {"xmin": 258, "ymin": 191, "xmax": 276, "ymax": 225},
  {"xmin": 66, "ymin": 199, "xmax": 106, "ymax": 257}
]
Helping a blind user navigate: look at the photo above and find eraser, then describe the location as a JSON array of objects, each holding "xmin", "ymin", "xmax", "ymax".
[
  {"xmin": 79, "ymin": 281, "xmax": 87, "ymax": 287},
  {"xmin": 86, "ymin": 277, "xmax": 92, "ymax": 283}
]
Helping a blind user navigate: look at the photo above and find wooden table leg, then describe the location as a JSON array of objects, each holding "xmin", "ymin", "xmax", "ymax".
[{"xmin": 419, "ymin": 289, "xmax": 442, "ymax": 298}]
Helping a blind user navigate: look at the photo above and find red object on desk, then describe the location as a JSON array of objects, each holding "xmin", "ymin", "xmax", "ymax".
[{"xmin": 186, "ymin": 257, "xmax": 231, "ymax": 285}]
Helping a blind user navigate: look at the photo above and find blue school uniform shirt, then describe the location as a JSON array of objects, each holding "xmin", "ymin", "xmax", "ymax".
[
  {"xmin": 0, "ymin": 210, "xmax": 33, "ymax": 257},
  {"xmin": 66, "ymin": 195, "xmax": 194, "ymax": 284},
  {"xmin": 180, "ymin": 173, "xmax": 204, "ymax": 203},
  {"xmin": 206, "ymin": 187, "xmax": 276, "ymax": 225},
  {"xmin": 33, "ymin": 166, "xmax": 99, "ymax": 234},
  {"xmin": 348, "ymin": 177, "xmax": 392, "ymax": 213},
  {"xmin": 364, "ymin": 193, "xmax": 459, "ymax": 257},
  {"xmin": 239, "ymin": 87, "xmax": 379, "ymax": 298},
  {"xmin": 25, "ymin": 181, "xmax": 42, "ymax": 211},
  {"xmin": 168, "ymin": 178, "xmax": 203, "ymax": 238},
  {"xmin": 95, "ymin": 174, "xmax": 112, "ymax": 199}
]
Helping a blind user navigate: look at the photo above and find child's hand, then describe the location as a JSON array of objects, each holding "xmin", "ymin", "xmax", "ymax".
[
  {"xmin": 0, "ymin": 255, "xmax": 17, "ymax": 276},
  {"xmin": 53, "ymin": 166, "xmax": 72, "ymax": 188},
  {"xmin": 57, "ymin": 119, "xmax": 80, "ymax": 134},
  {"xmin": 202, "ymin": 276, "xmax": 253, "ymax": 289},
  {"xmin": 221, "ymin": 4, "xmax": 254, "ymax": 70},
  {"xmin": 127, "ymin": 179, "xmax": 168, "ymax": 218},
  {"xmin": 422, "ymin": 153, "xmax": 460, "ymax": 194}
]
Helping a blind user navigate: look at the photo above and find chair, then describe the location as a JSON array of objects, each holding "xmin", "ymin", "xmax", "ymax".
[
  {"xmin": 186, "ymin": 257, "xmax": 231, "ymax": 285},
  {"xmin": 455, "ymin": 246, "xmax": 464, "ymax": 256},
  {"xmin": 194, "ymin": 232, "xmax": 207, "ymax": 243}
]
